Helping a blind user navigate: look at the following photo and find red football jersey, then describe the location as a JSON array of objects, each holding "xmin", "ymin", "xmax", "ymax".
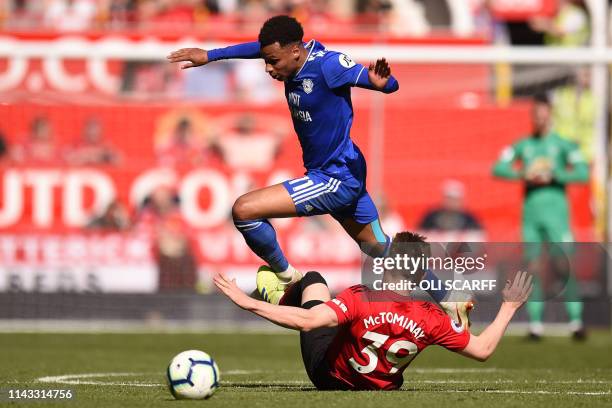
[{"xmin": 324, "ymin": 285, "xmax": 471, "ymax": 390}]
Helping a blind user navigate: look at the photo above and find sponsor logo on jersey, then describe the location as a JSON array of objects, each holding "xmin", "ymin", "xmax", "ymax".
[
  {"xmin": 302, "ymin": 78, "xmax": 314, "ymax": 94},
  {"xmin": 288, "ymin": 92, "xmax": 301, "ymax": 106},
  {"xmin": 450, "ymin": 318, "xmax": 465, "ymax": 333},
  {"xmin": 290, "ymin": 107, "xmax": 313, "ymax": 122},
  {"xmin": 339, "ymin": 54, "xmax": 356, "ymax": 68},
  {"xmin": 304, "ymin": 204, "xmax": 314, "ymax": 212},
  {"xmin": 547, "ymin": 146, "xmax": 559, "ymax": 156}
]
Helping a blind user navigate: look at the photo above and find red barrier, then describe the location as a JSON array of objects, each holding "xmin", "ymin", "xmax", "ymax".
[{"xmin": 0, "ymin": 102, "xmax": 595, "ymax": 241}]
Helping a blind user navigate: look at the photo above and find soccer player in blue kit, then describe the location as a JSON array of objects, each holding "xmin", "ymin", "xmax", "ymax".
[{"xmin": 168, "ymin": 15, "xmax": 471, "ymax": 326}]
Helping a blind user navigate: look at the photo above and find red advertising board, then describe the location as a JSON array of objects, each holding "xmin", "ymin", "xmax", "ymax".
[{"xmin": 0, "ymin": 31, "xmax": 597, "ymax": 293}]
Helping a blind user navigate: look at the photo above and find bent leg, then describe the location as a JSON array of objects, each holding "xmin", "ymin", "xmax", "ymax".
[
  {"xmin": 338, "ymin": 217, "xmax": 390, "ymax": 257},
  {"xmin": 339, "ymin": 213, "xmax": 448, "ymax": 303},
  {"xmin": 297, "ymin": 272, "xmax": 348, "ymax": 390},
  {"xmin": 281, "ymin": 271, "xmax": 331, "ymax": 307},
  {"xmin": 232, "ymin": 183, "xmax": 297, "ymax": 220},
  {"xmin": 232, "ymin": 183, "xmax": 297, "ymax": 273}
]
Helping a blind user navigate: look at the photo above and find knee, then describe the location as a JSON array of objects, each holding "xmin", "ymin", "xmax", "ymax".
[
  {"xmin": 302, "ymin": 271, "xmax": 327, "ymax": 288},
  {"xmin": 232, "ymin": 195, "xmax": 256, "ymax": 221}
]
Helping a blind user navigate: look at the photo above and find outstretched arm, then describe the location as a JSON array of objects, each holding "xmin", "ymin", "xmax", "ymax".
[
  {"xmin": 167, "ymin": 41, "xmax": 261, "ymax": 69},
  {"xmin": 213, "ymin": 273, "xmax": 338, "ymax": 331},
  {"xmin": 459, "ymin": 271, "xmax": 533, "ymax": 362},
  {"xmin": 322, "ymin": 54, "xmax": 399, "ymax": 93},
  {"xmin": 355, "ymin": 58, "xmax": 399, "ymax": 93}
]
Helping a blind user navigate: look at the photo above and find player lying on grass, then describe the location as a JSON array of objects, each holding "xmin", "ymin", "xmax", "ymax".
[
  {"xmin": 214, "ymin": 232, "xmax": 533, "ymax": 391},
  {"xmin": 168, "ymin": 15, "xmax": 468, "ymax": 323}
]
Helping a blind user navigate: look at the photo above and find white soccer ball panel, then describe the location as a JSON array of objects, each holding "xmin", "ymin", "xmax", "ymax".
[{"xmin": 166, "ymin": 349, "xmax": 220, "ymax": 400}]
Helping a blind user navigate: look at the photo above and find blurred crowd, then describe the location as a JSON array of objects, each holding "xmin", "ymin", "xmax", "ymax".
[
  {"xmin": 0, "ymin": 0, "xmax": 559, "ymax": 38},
  {"xmin": 0, "ymin": 111, "xmax": 289, "ymax": 168},
  {"xmin": 0, "ymin": 116, "xmax": 121, "ymax": 166},
  {"xmin": 0, "ymin": 0, "xmax": 599, "ymax": 294},
  {"xmin": 0, "ymin": 1, "xmax": 596, "ymax": 104}
]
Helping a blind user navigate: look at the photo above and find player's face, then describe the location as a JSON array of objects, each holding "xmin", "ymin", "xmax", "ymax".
[
  {"xmin": 261, "ymin": 42, "xmax": 301, "ymax": 82},
  {"xmin": 532, "ymin": 102, "xmax": 551, "ymax": 135}
]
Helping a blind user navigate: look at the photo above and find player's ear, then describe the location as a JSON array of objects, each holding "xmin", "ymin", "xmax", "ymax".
[{"xmin": 291, "ymin": 43, "xmax": 301, "ymax": 60}]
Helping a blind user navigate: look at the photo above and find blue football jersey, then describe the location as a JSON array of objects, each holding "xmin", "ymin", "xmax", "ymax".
[
  {"xmin": 285, "ymin": 40, "xmax": 371, "ymax": 176},
  {"xmin": 208, "ymin": 39, "xmax": 398, "ymax": 178}
]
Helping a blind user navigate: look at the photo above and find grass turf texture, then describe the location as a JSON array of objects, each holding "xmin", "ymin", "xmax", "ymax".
[{"xmin": 0, "ymin": 331, "xmax": 610, "ymax": 407}]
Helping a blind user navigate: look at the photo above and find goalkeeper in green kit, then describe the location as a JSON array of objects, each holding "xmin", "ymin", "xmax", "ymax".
[{"xmin": 493, "ymin": 94, "xmax": 589, "ymax": 340}]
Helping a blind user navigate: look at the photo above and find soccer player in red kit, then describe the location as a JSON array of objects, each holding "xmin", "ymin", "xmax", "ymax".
[{"xmin": 214, "ymin": 232, "xmax": 533, "ymax": 391}]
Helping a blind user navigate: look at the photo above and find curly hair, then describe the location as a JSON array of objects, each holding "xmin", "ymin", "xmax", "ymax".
[
  {"xmin": 389, "ymin": 231, "xmax": 430, "ymax": 259},
  {"xmin": 385, "ymin": 231, "xmax": 431, "ymax": 283},
  {"xmin": 258, "ymin": 15, "xmax": 304, "ymax": 47}
]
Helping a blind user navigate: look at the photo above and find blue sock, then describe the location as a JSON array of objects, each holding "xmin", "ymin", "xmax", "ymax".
[
  {"xmin": 362, "ymin": 219, "xmax": 392, "ymax": 257},
  {"xmin": 234, "ymin": 219, "xmax": 289, "ymax": 273},
  {"xmin": 423, "ymin": 269, "xmax": 447, "ymax": 303}
]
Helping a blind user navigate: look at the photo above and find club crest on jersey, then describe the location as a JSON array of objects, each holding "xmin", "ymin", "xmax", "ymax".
[
  {"xmin": 339, "ymin": 54, "xmax": 356, "ymax": 68},
  {"xmin": 302, "ymin": 78, "xmax": 314, "ymax": 94}
]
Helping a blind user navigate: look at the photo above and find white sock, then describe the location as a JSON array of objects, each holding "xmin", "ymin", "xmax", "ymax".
[
  {"xmin": 569, "ymin": 320, "xmax": 583, "ymax": 333},
  {"xmin": 276, "ymin": 265, "xmax": 296, "ymax": 282},
  {"xmin": 530, "ymin": 321, "xmax": 544, "ymax": 335}
]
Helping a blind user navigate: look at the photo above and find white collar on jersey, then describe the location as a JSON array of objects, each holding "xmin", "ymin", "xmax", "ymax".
[{"xmin": 293, "ymin": 39, "xmax": 316, "ymax": 79}]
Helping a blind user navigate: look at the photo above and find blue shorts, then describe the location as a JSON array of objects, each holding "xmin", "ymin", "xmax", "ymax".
[{"xmin": 282, "ymin": 170, "xmax": 379, "ymax": 225}]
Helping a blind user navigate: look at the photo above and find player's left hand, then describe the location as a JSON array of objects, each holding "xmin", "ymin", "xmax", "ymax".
[
  {"xmin": 525, "ymin": 169, "xmax": 552, "ymax": 185},
  {"xmin": 368, "ymin": 58, "xmax": 391, "ymax": 90},
  {"xmin": 213, "ymin": 273, "xmax": 253, "ymax": 310},
  {"xmin": 502, "ymin": 270, "xmax": 533, "ymax": 310}
]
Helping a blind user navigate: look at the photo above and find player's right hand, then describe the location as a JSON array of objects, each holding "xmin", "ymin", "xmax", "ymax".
[
  {"xmin": 502, "ymin": 270, "xmax": 533, "ymax": 309},
  {"xmin": 525, "ymin": 171, "xmax": 552, "ymax": 185},
  {"xmin": 214, "ymin": 272, "xmax": 255, "ymax": 310},
  {"xmin": 524, "ymin": 159, "xmax": 552, "ymax": 185},
  {"xmin": 167, "ymin": 48, "xmax": 209, "ymax": 69}
]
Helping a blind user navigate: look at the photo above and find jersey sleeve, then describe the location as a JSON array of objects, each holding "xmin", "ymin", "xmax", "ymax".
[
  {"xmin": 429, "ymin": 307, "xmax": 470, "ymax": 351},
  {"xmin": 554, "ymin": 139, "xmax": 589, "ymax": 183},
  {"xmin": 321, "ymin": 52, "xmax": 368, "ymax": 89},
  {"xmin": 207, "ymin": 41, "xmax": 261, "ymax": 61},
  {"xmin": 492, "ymin": 141, "xmax": 522, "ymax": 180},
  {"xmin": 324, "ymin": 285, "xmax": 364, "ymax": 325}
]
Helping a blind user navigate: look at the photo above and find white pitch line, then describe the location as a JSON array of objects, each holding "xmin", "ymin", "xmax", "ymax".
[
  {"xmin": 37, "ymin": 373, "xmax": 163, "ymax": 387},
  {"xmin": 217, "ymin": 383, "xmax": 612, "ymax": 396},
  {"xmin": 38, "ymin": 372, "xmax": 143, "ymax": 382},
  {"xmin": 412, "ymin": 379, "xmax": 612, "ymax": 384},
  {"xmin": 461, "ymin": 390, "xmax": 611, "ymax": 396},
  {"xmin": 412, "ymin": 368, "xmax": 503, "ymax": 373},
  {"xmin": 225, "ymin": 369, "xmax": 265, "ymax": 375},
  {"xmin": 224, "ymin": 381, "xmax": 311, "ymax": 385},
  {"xmin": 34, "ymin": 372, "xmax": 612, "ymax": 396},
  {"xmin": 51, "ymin": 381, "xmax": 163, "ymax": 387}
]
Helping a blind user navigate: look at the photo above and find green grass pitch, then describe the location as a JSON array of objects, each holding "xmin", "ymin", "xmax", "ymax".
[{"xmin": 0, "ymin": 330, "xmax": 610, "ymax": 407}]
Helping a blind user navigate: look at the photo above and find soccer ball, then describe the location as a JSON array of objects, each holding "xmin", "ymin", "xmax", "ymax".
[{"xmin": 166, "ymin": 350, "xmax": 220, "ymax": 399}]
